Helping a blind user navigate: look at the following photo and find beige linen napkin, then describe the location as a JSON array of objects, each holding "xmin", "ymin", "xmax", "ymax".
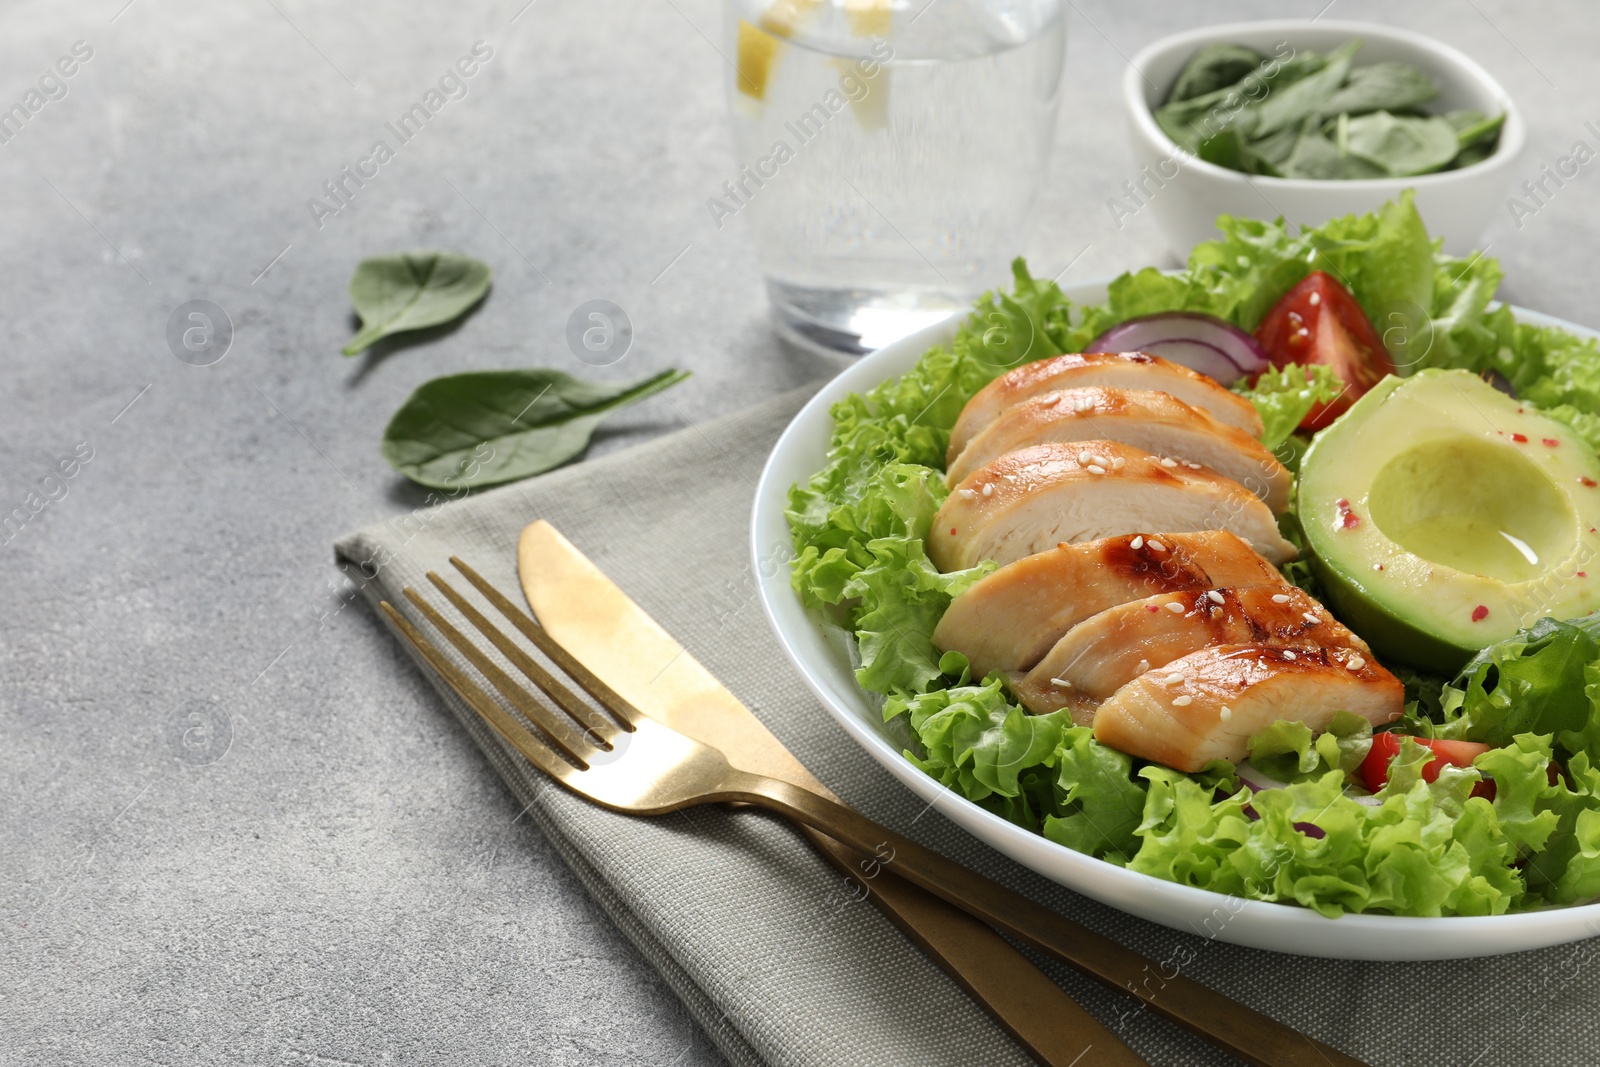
[{"xmin": 336, "ymin": 384, "xmax": 1591, "ymax": 1067}]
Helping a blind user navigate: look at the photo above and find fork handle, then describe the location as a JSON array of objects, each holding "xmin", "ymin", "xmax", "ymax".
[{"xmin": 726, "ymin": 772, "xmax": 1368, "ymax": 1067}]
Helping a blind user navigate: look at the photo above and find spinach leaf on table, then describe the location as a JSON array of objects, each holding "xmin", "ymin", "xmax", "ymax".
[
  {"xmin": 343, "ymin": 251, "xmax": 492, "ymax": 355},
  {"xmin": 381, "ymin": 367, "xmax": 691, "ymax": 489}
]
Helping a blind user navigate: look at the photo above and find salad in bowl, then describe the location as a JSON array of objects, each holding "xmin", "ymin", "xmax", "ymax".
[{"xmin": 779, "ymin": 191, "xmax": 1600, "ymax": 924}]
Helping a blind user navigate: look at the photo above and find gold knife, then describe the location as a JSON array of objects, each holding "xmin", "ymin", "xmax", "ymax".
[{"xmin": 518, "ymin": 520, "xmax": 1146, "ymax": 1067}]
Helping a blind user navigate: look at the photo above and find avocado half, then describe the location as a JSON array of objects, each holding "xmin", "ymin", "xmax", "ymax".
[{"xmin": 1298, "ymin": 369, "xmax": 1600, "ymax": 675}]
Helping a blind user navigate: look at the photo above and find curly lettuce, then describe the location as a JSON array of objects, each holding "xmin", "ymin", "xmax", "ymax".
[{"xmin": 785, "ymin": 193, "xmax": 1600, "ymax": 916}]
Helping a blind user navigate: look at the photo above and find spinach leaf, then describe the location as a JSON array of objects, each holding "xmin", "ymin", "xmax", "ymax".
[
  {"xmin": 1154, "ymin": 83, "xmax": 1249, "ymax": 152},
  {"xmin": 1282, "ymin": 121, "xmax": 1385, "ymax": 180},
  {"xmin": 1319, "ymin": 61, "xmax": 1437, "ymax": 117},
  {"xmin": 1451, "ymin": 141, "xmax": 1498, "ymax": 168},
  {"xmin": 1340, "ymin": 111, "xmax": 1462, "ymax": 176},
  {"xmin": 1152, "ymin": 38, "xmax": 1494, "ymax": 181},
  {"xmin": 1196, "ymin": 127, "xmax": 1252, "ymax": 171},
  {"xmin": 381, "ymin": 367, "xmax": 691, "ymax": 489},
  {"xmin": 1445, "ymin": 110, "xmax": 1506, "ymax": 167},
  {"xmin": 1250, "ymin": 39, "xmax": 1361, "ymax": 136},
  {"xmin": 344, "ymin": 251, "xmax": 492, "ymax": 355},
  {"xmin": 1168, "ymin": 43, "xmax": 1264, "ymax": 103}
]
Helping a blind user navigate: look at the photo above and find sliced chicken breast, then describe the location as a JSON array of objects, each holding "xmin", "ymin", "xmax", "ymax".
[
  {"xmin": 946, "ymin": 387, "xmax": 1292, "ymax": 512},
  {"xmin": 1011, "ymin": 585, "xmax": 1369, "ymax": 719},
  {"xmin": 929, "ymin": 441, "xmax": 1297, "ymax": 572},
  {"xmin": 949, "ymin": 351, "xmax": 1264, "ymax": 462},
  {"xmin": 1093, "ymin": 644, "xmax": 1405, "ymax": 772},
  {"xmin": 932, "ymin": 530, "xmax": 1287, "ymax": 678}
]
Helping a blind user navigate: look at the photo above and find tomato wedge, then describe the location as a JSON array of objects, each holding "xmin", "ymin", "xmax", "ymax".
[
  {"xmin": 1254, "ymin": 271, "xmax": 1395, "ymax": 430},
  {"xmin": 1359, "ymin": 733, "xmax": 1495, "ymax": 800}
]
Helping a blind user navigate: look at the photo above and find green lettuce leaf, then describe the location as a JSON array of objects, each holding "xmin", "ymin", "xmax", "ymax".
[
  {"xmin": 1431, "ymin": 612, "xmax": 1600, "ymax": 760},
  {"xmin": 1232, "ymin": 362, "xmax": 1346, "ymax": 451},
  {"xmin": 886, "ymin": 679, "xmax": 1145, "ymax": 860},
  {"xmin": 1247, "ymin": 711, "xmax": 1372, "ymax": 783}
]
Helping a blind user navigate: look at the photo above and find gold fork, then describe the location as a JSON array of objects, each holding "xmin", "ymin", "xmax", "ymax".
[{"xmin": 382, "ymin": 558, "xmax": 1369, "ymax": 1067}]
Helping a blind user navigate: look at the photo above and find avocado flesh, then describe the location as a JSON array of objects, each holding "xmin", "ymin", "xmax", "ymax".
[{"xmin": 1298, "ymin": 369, "xmax": 1600, "ymax": 674}]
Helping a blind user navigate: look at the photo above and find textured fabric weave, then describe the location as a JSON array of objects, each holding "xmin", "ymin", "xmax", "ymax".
[{"xmin": 336, "ymin": 384, "xmax": 1595, "ymax": 1067}]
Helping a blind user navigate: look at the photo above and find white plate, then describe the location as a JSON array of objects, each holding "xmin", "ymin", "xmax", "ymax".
[{"xmin": 752, "ymin": 279, "xmax": 1600, "ymax": 960}]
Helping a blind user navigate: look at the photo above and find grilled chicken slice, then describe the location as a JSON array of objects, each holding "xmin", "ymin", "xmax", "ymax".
[
  {"xmin": 946, "ymin": 387, "xmax": 1292, "ymax": 512},
  {"xmin": 1011, "ymin": 585, "xmax": 1368, "ymax": 719},
  {"xmin": 1093, "ymin": 644, "xmax": 1405, "ymax": 772},
  {"xmin": 932, "ymin": 530, "xmax": 1287, "ymax": 678},
  {"xmin": 949, "ymin": 351, "xmax": 1264, "ymax": 462},
  {"xmin": 929, "ymin": 441, "xmax": 1297, "ymax": 572}
]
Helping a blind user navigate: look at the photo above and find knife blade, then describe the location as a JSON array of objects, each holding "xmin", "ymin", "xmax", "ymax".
[{"xmin": 518, "ymin": 519, "xmax": 1146, "ymax": 1067}]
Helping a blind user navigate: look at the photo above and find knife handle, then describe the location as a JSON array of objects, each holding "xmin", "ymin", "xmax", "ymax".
[{"xmin": 797, "ymin": 823, "xmax": 1147, "ymax": 1067}]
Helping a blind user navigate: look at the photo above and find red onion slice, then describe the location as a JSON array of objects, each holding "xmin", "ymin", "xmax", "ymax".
[{"xmin": 1085, "ymin": 312, "xmax": 1271, "ymax": 385}]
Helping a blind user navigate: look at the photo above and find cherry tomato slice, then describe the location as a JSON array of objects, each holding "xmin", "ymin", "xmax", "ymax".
[
  {"xmin": 1359, "ymin": 732, "xmax": 1495, "ymax": 800},
  {"xmin": 1254, "ymin": 271, "xmax": 1396, "ymax": 430}
]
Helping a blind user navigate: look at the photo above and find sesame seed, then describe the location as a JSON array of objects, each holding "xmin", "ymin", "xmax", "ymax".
[
  {"xmin": 1112, "ymin": 457, "xmax": 1126, "ymax": 470},
  {"xmin": 958, "ymin": 488, "xmax": 976, "ymax": 499},
  {"xmin": 1302, "ymin": 611, "xmax": 1320, "ymax": 624},
  {"xmin": 1282, "ymin": 650, "xmax": 1297, "ymax": 660},
  {"xmin": 1220, "ymin": 705, "xmax": 1233, "ymax": 722},
  {"xmin": 1165, "ymin": 601, "xmax": 1186, "ymax": 614},
  {"xmin": 1050, "ymin": 677, "xmax": 1073, "ymax": 689},
  {"xmin": 1309, "ymin": 292, "xmax": 1321, "ymax": 306},
  {"xmin": 1078, "ymin": 450, "xmax": 1093, "ymax": 465},
  {"xmin": 1347, "ymin": 655, "xmax": 1367, "ymax": 671},
  {"xmin": 1185, "ymin": 461, "xmax": 1203, "ymax": 470},
  {"xmin": 1271, "ymin": 593, "xmax": 1291, "ymax": 604},
  {"xmin": 1206, "ymin": 590, "xmax": 1226, "ymax": 604},
  {"xmin": 1136, "ymin": 659, "xmax": 1150, "ymax": 674},
  {"xmin": 1086, "ymin": 464, "xmax": 1107, "ymax": 475},
  {"xmin": 1090, "ymin": 454, "xmax": 1109, "ymax": 468},
  {"xmin": 1373, "ymin": 563, "xmax": 1384, "ymax": 571},
  {"xmin": 981, "ymin": 483, "xmax": 994, "ymax": 497},
  {"xmin": 1129, "ymin": 535, "xmax": 1144, "ymax": 549},
  {"xmin": 1161, "ymin": 457, "xmax": 1178, "ymax": 468},
  {"xmin": 1162, "ymin": 672, "xmax": 1185, "ymax": 685},
  {"xmin": 1172, "ymin": 695, "xmax": 1193, "ymax": 707},
  {"xmin": 1148, "ymin": 539, "xmax": 1166, "ymax": 552}
]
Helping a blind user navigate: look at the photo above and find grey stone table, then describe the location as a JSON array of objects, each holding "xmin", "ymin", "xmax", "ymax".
[{"xmin": 3, "ymin": 1, "xmax": 1596, "ymax": 1064}]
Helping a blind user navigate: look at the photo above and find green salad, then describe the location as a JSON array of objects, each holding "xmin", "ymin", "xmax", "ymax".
[{"xmin": 786, "ymin": 192, "xmax": 1600, "ymax": 917}]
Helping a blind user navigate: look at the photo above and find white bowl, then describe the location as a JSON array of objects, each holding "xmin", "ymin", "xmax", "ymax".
[
  {"xmin": 752, "ymin": 280, "xmax": 1600, "ymax": 960},
  {"xmin": 1121, "ymin": 20, "xmax": 1526, "ymax": 255}
]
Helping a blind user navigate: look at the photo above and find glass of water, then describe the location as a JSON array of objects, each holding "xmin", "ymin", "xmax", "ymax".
[{"xmin": 722, "ymin": 0, "xmax": 1065, "ymax": 354}]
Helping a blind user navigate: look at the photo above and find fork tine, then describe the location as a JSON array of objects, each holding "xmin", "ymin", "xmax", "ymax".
[
  {"xmin": 425, "ymin": 570, "xmax": 621, "ymax": 748},
  {"xmin": 379, "ymin": 601, "xmax": 580, "ymax": 783},
  {"xmin": 400, "ymin": 586, "xmax": 598, "ymax": 766},
  {"xmin": 450, "ymin": 556, "xmax": 645, "ymax": 730}
]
